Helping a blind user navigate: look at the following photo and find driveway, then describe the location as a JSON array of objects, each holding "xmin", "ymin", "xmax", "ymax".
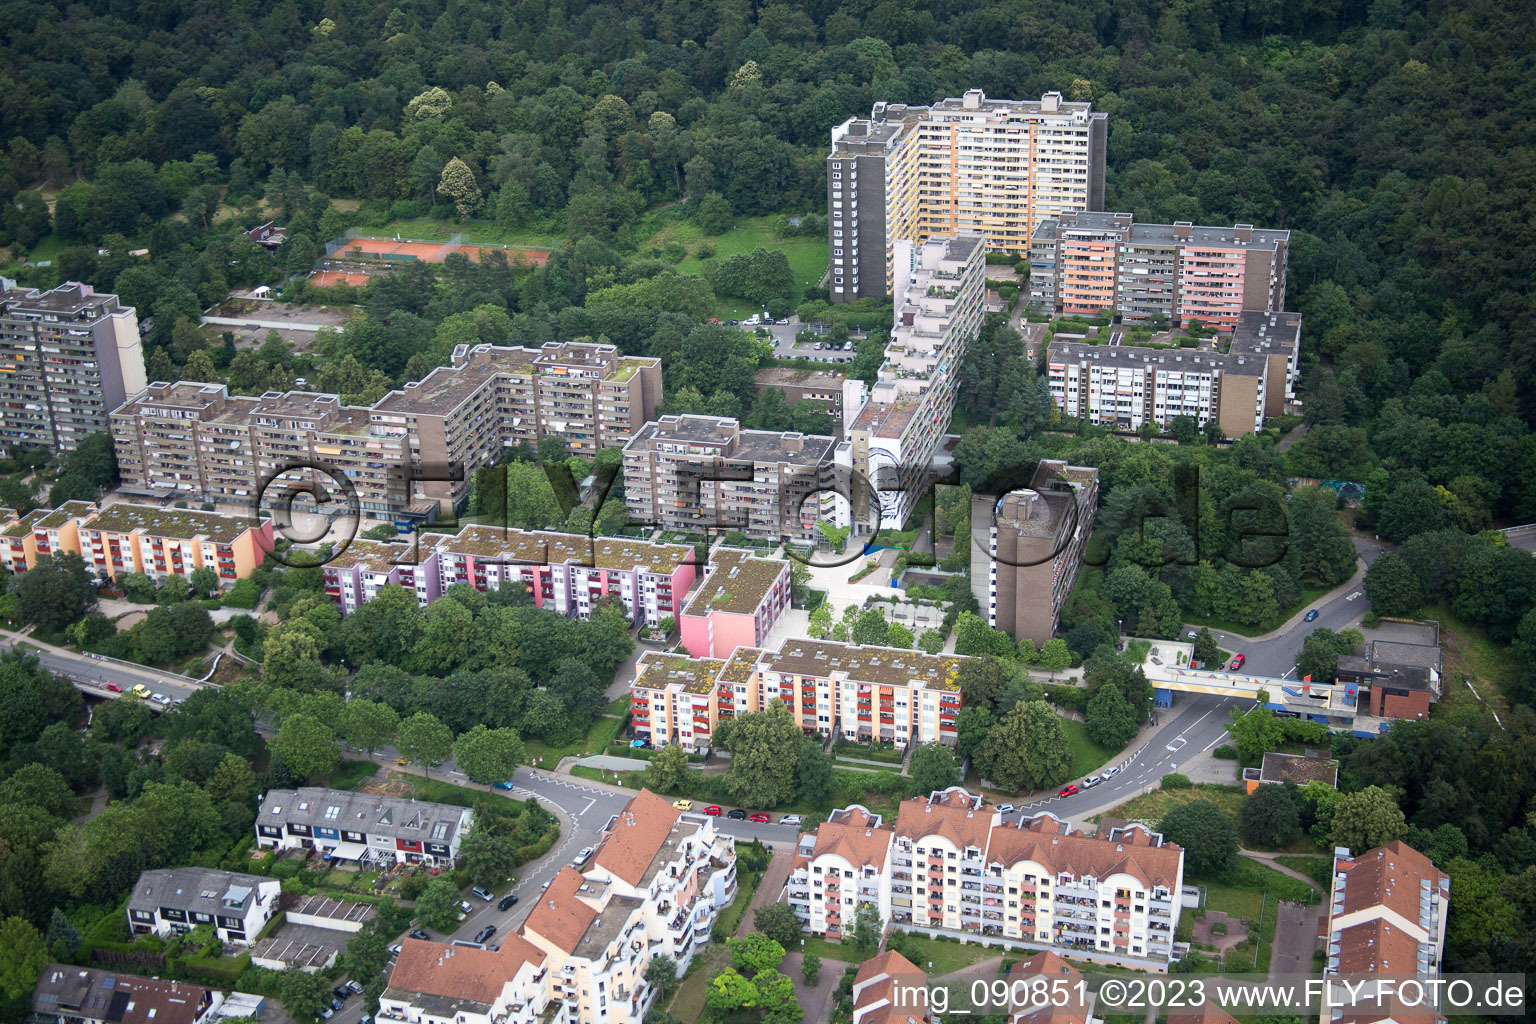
[
  {"xmin": 737, "ymin": 846, "xmax": 794, "ymax": 937},
  {"xmin": 1270, "ymin": 902, "xmax": 1323, "ymax": 980},
  {"xmin": 780, "ymin": 951, "xmax": 844, "ymax": 1024}
]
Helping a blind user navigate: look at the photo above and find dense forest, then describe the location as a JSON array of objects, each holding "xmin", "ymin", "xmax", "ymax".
[{"xmin": 2, "ymin": 0, "xmax": 1536, "ymax": 1003}]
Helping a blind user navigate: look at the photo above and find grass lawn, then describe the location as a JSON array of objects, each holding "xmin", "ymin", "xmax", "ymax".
[
  {"xmin": 366, "ymin": 217, "xmax": 564, "ymax": 249},
  {"xmin": 14, "ymin": 232, "xmax": 67, "ymax": 266},
  {"xmin": 1423, "ymin": 602, "xmax": 1517, "ymax": 704},
  {"xmin": 326, "ymin": 759, "xmax": 379, "ymax": 791},
  {"xmin": 523, "ymin": 715, "xmax": 626, "ymax": 766},
  {"xmin": 605, "ymin": 694, "xmax": 631, "ymax": 716},
  {"xmin": 888, "ymin": 934, "xmax": 1006, "ymax": 976},
  {"xmin": 797, "ymin": 934, "xmax": 862, "ymax": 965},
  {"xmin": 665, "ymin": 944, "xmax": 729, "ymax": 1022},
  {"xmin": 655, "ymin": 213, "xmax": 827, "ymax": 319},
  {"xmin": 1275, "ymin": 854, "xmax": 1333, "ymax": 890},
  {"xmin": 832, "ymin": 740, "xmax": 906, "ymax": 764},
  {"xmin": 1059, "ymin": 716, "xmax": 1117, "ymax": 779},
  {"xmin": 1092, "ymin": 782, "xmax": 1246, "ymax": 826},
  {"xmin": 1189, "ymin": 857, "xmax": 1320, "ymax": 974}
]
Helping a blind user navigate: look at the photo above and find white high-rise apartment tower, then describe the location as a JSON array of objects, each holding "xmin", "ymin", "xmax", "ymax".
[{"xmin": 828, "ymin": 89, "xmax": 1107, "ymax": 301}]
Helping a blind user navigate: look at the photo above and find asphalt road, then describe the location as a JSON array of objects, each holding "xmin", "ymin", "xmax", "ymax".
[
  {"xmin": 1183, "ymin": 535, "xmax": 1388, "ymax": 680},
  {"xmin": 0, "ymin": 630, "xmax": 205, "ymax": 706}
]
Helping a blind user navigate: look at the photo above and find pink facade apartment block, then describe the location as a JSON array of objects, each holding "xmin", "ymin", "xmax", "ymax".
[
  {"xmin": 679, "ymin": 547, "xmax": 792, "ymax": 658},
  {"xmin": 322, "ymin": 526, "xmax": 697, "ymax": 627}
]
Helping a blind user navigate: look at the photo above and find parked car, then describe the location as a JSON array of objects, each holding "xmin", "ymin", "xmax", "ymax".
[
  {"xmin": 1058, "ymin": 784, "xmax": 1079, "ymax": 797},
  {"xmin": 572, "ymin": 846, "xmax": 594, "ymax": 867},
  {"xmin": 471, "ymin": 886, "xmax": 495, "ymax": 901},
  {"xmin": 1229, "ymin": 653, "xmax": 1246, "ymax": 670},
  {"xmin": 332, "ymin": 987, "xmax": 351, "ymax": 1003},
  {"xmin": 1102, "ymin": 766, "xmax": 1121, "ymax": 779},
  {"xmin": 749, "ymin": 812, "xmax": 770, "ymax": 823},
  {"xmin": 388, "ymin": 943, "xmax": 402, "ymax": 955},
  {"xmin": 1185, "ymin": 631, "xmax": 1198, "ymax": 639},
  {"xmin": 152, "ymin": 692, "xmax": 170, "ymax": 705},
  {"xmin": 106, "ymin": 682, "xmax": 123, "ymax": 692},
  {"xmin": 703, "ymin": 805, "xmax": 722, "ymax": 816},
  {"xmin": 473, "ymin": 925, "xmax": 497, "ymax": 944},
  {"xmin": 346, "ymin": 981, "xmax": 363, "ymax": 995},
  {"xmin": 131, "ymin": 684, "xmax": 151, "ymax": 698},
  {"xmin": 778, "ymin": 815, "xmax": 803, "ymax": 825},
  {"xmin": 408, "ymin": 929, "xmax": 430, "ymax": 941},
  {"xmin": 1082, "ymin": 775, "xmax": 1103, "ymax": 788},
  {"xmin": 319, "ymin": 1008, "xmax": 334, "ymax": 1020},
  {"xmin": 492, "ymin": 780, "xmax": 515, "ymax": 790},
  {"xmin": 498, "ymin": 893, "xmax": 519, "ymax": 911},
  {"xmin": 726, "ymin": 808, "xmax": 748, "ymax": 820},
  {"xmin": 1304, "ymin": 609, "xmax": 1319, "ymax": 621},
  {"xmin": 996, "ymin": 803, "xmax": 1016, "ymax": 814},
  {"xmin": 672, "ymin": 799, "xmax": 693, "ymax": 810},
  {"xmin": 329, "ymin": 998, "xmax": 343, "ymax": 1011}
]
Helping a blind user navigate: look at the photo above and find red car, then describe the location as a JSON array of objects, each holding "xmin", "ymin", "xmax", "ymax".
[
  {"xmin": 105, "ymin": 682, "xmax": 123, "ymax": 692},
  {"xmin": 749, "ymin": 812, "xmax": 771, "ymax": 823},
  {"xmin": 1229, "ymin": 653, "xmax": 1246, "ymax": 670},
  {"xmin": 704, "ymin": 805, "xmax": 722, "ymax": 816},
  {"xmin": 1058, "ymin": 784, "xmax": 1079, "ymax": 798}
]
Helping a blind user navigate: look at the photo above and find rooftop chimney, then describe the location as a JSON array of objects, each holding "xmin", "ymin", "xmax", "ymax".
[
  {"xmin": 1040, "ymin": 91, "xmax": 1061, "ymax": 112},
  {"xmin": 1173, "ymin": 221, "xmax": 1193, "ymax": 241},
  {"xmin": 963, "ymin": 89, "xmax": 984, "ymax": 110}
]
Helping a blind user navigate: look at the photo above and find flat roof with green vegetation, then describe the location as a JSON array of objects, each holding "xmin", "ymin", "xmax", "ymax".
[{"xmin": 85, "ymin": 503, "xmax": 260, "ymax": 544}]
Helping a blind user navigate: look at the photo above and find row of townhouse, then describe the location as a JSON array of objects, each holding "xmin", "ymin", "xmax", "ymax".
[
  {"xmin": 126, "ymin": 867, "xmax": 280, "ymax": 944},
  {"xmin": 1045, "ymin": 310, "xmax": 1302, "ymax": 438},
  {"xmin": 620, "ymin": 413, "xmax": 847, "ymax": 542},
  {"xmin": 0, "ymin": 500, "xmax": 273, "ymax": 585},
  {"xmin": 829, "ymin": 90, "xmax": 1107, "ymax": 302},
  {"xmin": 0, "ymin": 280, "xmax": 145, "ymax": 457},
  {"xmin": 109, "ymin": 341, "xmax": 661, "ymax": 519},
  {"xmin": 788, "ymin": 789, "xmax": 1185, "ymax": 968},
  {"xmin": 1321, "ymin": 841, "xmax": 1450, "ymax": 1024},
  {"xmin": 320, "ymin": 526, "xmax": 700, "ymax": 627},
  {"xmin": 254, "ymin": 788, "xmax": 474, "ymax": 868},
  {"xmin": 1028, "ymin": 212, "xmax": 1289, "ymax": 332},
  {"xmin": 837, "ymin": 234, "xmax": 986, "ymax": 531},
  {"xmin": 379, "ymin": 789, "xmax": 736, "ymax": 1024},
  {"xmin": 631, "ymin": 637, "xmax": 966, "ymax": 753}
]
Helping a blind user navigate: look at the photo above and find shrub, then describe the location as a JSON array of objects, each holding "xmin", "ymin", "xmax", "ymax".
[
  {"xmin": 1212, "ymin": 745, "xmax": 1239, "ymax": 759},
  {"xmin": 1162, "ymin": 773, "xmax": 1192, "ymax": 789}
]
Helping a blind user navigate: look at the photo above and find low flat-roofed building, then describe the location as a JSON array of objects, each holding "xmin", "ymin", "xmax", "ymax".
[
  {"xmin": 285, "ymin": 894, "xmax": 378, "ymax": 933},
  {"xmin": 251, "ymin": 923, "xmax": 343, "ymax": 973},
  {"xmin": 1335, "ymin": 632, "xmax": 1443, "ymax": 722},
  {"xmin": 1242, "ymin": 751, "xmax": 1339, "ymax": 793}
]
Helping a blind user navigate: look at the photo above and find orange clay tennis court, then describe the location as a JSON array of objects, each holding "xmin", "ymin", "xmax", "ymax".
[
  {"xmin": 309, "ymin": 269, "xmax": 374, "ymax": 287},
  {"xmin": 342, "ymin": 236, "xmax": 549, "ymax": 265}
]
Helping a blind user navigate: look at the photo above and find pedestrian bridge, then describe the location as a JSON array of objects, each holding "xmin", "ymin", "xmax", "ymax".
[{"xmin": 1135, "ymin": 639, "xmax": 1385, "ymax": 737}]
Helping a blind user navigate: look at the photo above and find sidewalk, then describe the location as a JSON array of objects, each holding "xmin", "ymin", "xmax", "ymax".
[{"xmin": 1237, "ymin": 848, "xmax": 1323, "ymax": 890}]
